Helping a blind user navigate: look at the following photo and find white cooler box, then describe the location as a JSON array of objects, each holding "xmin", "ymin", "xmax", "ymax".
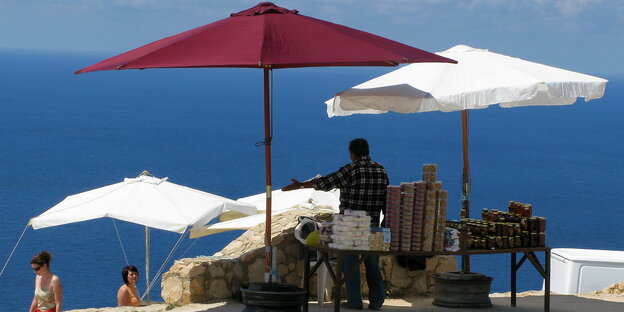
[{"xmin": 547, "ymin": 248, "xmax": 624, "ymax": 294}]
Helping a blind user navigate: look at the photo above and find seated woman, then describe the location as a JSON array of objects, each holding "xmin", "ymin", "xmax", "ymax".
[{"xmin": 117, "ymin": 265, "xmax": 140, "ymax": 307}]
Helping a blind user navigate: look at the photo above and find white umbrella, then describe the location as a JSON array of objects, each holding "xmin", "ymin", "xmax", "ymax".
[
  {"xmin": 29, "ymin": 171, "xmax": 256, "ymax": 299},
  {"xmin": 327, "ymin": 44, "xmax": 606, "ymax": 116},
  {"xmin": 30, "ymin": 171, "xmax": 256, "ymax": 232},
  {"xmin": 325, "ymin": 44, "xmax": 607, "ymax": 215},
  {"xmin": 190, "ymin": 188, "xmax": 340, "ymax": 238},
  {"xmin": 189, "ymin": 208, "xmax": 295, "ymax": 238},
  {"xmin": 325, "ymin": 45, "xmax": 607, "ymax": 272},
  {"xmin": 237, "ymin": 188, "xmax": 340, "ymax": 213}
]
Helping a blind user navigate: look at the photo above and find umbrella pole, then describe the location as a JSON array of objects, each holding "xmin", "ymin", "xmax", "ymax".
[
  {"xmin": 263, "ymin": 67, "xmax": 274, "ymax": 283},
  {"xmin": 461, "ymin": 109, "xmax": 471, "ymax": 272},
  {"xmin": 145, "ymin": 226, "xmax": 151, "ymax": 302},
  {"xmin": 461, "ymin": 109, "xmax": 470, "ymax": 216}
]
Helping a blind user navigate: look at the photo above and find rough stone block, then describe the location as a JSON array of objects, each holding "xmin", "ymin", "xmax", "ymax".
[
  {"xmin": 208, "ymin": 264, "xmax": 225, "ymax": 277},
  {"xmin": 390, "ymin": 263, "xmax": 412, "ymax": 288},
  {"xmin": 248, "ymin": 258, "xmax": 265, "ymax": 283},
  {"xmin": 233, "ymin": 263, "xmax": 244, "ymax": 280},
  {"xmin": 408, "ymin": 271, "xmax": 428, "ymax": 295},
  {"xmin": 208, "ymin": 279, "xmax": 230, "ymax": 299},
  {"xmin": 161, "ymin": 275, "xmax": 183, "ymax": 304},
  {"xmin": 189, "ymin": 277, "xmax": 206, "ymax": 302},
  {"xmin": 277, "ymin": 263, "xmax": 289, "ymax": 277}
]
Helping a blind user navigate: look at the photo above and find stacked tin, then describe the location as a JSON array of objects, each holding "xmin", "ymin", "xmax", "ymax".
[
  {"xmin": 399, "ymin": 182, "xmax": 415, "ymax": 251},
  {"xmin": 369, "ymin": 227, "xmax": 391, "ymax": 251},
  {"xmin": 421, "ymin": 166, "xmax": 448, "ymax": 252},
  {"xmin": 409, "ymin": 182, "xmax": 426, "ymax": 251},
  {"xmin": 432, "ymin": 190, "xmax": 448, "ymax": 251},
  {"xmin": 385, "ymin": 186, "xmax": 401, "ymax": 251},
  {"xmin": 384, "ymin": 164, "xmax": 448, "ymax": 252},
  {"xmin": 422, "ymin": 164, "xmax": 437, "ymax": 182}
]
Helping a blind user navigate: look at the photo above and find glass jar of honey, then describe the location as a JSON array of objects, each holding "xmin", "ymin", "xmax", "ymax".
[{"xmin": 537, "ymin": 217, "xmax": 546, "ymax": 232}]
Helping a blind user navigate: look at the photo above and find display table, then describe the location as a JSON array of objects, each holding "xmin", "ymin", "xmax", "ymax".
[{"xmin": 303, "ymin": 245, "xmax": 551, "ymax": 312}]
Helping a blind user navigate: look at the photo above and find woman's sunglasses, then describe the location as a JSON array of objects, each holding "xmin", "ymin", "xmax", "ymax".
[{"xmin": 32, "ymin": 265, "xmax": 42, "ymax": 271}]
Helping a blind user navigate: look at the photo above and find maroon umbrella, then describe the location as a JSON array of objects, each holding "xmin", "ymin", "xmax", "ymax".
[{"xmin": 76, "ymin": 2, "xmax": 456, "ymax": 279}]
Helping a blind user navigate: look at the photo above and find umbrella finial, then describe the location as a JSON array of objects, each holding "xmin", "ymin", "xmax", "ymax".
[
  {"xmin": 231, "ymin": 2, "xmax": 298, "ymax": 17},
  {"xmin": 141, "ymin": 170, "xmax": 151, "ymax": 177}
]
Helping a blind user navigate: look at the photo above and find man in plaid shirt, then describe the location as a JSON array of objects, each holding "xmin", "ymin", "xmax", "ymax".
[{"xmin": 282, "ymin": 138, "xmax": 388, "ymax": 310}]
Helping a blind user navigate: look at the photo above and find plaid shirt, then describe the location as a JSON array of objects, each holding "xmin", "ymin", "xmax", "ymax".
[{"xmin": 313, "ymin": 156, "xmax": 388, "ymax": 227}]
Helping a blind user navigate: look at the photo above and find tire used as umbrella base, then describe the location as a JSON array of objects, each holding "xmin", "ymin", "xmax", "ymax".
[
  {"xmin": 241, "ymin": 283, "xmax": 306, "ymax": 312},
  {"xmin": 432, "ymin": 271, "xmax": 493, "ymax": 308}
]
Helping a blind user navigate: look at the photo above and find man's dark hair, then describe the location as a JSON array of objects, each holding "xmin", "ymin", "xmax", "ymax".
[
  {"xmin": 349, "ymin": 138, "xmax": 369, "ymax": 157},
  {"xmin": 122, "ymin": 265, "xmax": 139, "ymax": 285}
]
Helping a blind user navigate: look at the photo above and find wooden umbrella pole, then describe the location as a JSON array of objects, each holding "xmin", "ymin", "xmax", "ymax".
[
  {"xmin": 263, "ymin": 68, "xmax": 273, "ymax": 280},
  {"xmin": 461, "ymin": 109, "xmax": 471, "ymax": 272},
  {"xmin": 461, "ymin": 109, "xmax": 470, "ymax": 217}
]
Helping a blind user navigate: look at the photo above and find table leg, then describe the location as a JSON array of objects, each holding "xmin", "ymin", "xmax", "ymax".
[
  {"xmin": 334, "ymin": 255, "xmax": 343, "ymax": 312},
  {"xmin": 545, "ymin": 250, "xmax": 550, "ymax": 312},
  {"xmin": 462, "ymin": 255, "xmax": 471, "ymax": 272},
  {"xmin": 511, "ymin": 252, "xmax": 517, "ymax": 307},
  {"xmin": 303, "ymin": 246, "xmax": 310, "ymax": 312}
]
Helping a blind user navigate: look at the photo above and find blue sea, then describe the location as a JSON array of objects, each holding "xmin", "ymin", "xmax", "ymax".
[{"xmin": 0, "ymin": 49, "xmax": 622, "ymax": 311}]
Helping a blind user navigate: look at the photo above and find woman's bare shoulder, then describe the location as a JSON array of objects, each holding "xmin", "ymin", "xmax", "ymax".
[
  {"xmin": 117, "ymin": 284, "xmax": 130, "ymax": 294},
  {"xmin": 51, "ymin": 274, "xmax": 62, "ymax": 285}
]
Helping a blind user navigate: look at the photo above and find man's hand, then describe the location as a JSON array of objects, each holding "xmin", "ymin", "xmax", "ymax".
[{"xmin": 282, "ymin": 178, "xmax": 303, "ymax": 191}]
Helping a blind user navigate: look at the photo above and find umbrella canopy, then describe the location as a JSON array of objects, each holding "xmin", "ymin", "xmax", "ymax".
[
  {"xmin": 190, "ymin": 188, "xmax": 339, "ymax": 238},
  {"xmin": 326, "ymin": 44, "xmax": 607, "ymax": 116},
  {"xmin": 74, "ymin": 1, "xmax": 456, "ymax": 280},
  {"xmin": 237, "ymin": 188, "xmax": 340, "ymax": 213},
  {"xmin": 325, "ymin": 44, "xmax": 608, "ymax": 208},
  {"xmin": 29, "ymin": 172, "xmax": 256, "ymax": 233},
  {"xmin": 190, "ymin": 210, "xmax": 291, "ymax": 238},
  {"xmin": 75, "ymin": 2, "xmax": 455, "ymax": 73},
  {"xmin": 29, "ymin": 171, "xmax": 256, "ymax": 299}
]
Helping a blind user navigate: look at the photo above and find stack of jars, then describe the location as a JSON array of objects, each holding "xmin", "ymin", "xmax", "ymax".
[{"xmin": 447, "ymin": 201, "xmax": 546, "ymax": 250}]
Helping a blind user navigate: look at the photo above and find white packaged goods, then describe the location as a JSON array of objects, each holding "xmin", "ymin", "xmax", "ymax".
[
  {"xmin": 330, "ymin": 234, "xmax": 367, "ymax": 241},
  {"xmin": 444, "ymin": 227, "xmax": 460, "ymax": 252},
  {"xmin": 320, "ymin": 222, "xmax": 333, "ymax": 234},
  {"xmin": 329, "ymin": 243, "xmax": 347, "ymax": 249},
  {"xmin": 333, "ymin": 220, "xmax": 370, "ymax": 229},
  {"xmin": 319, "ymin": 222, "xmax": 333, "ymax": 246},
  {"xmin": 344, "ymin": 209, "xmax": 368, "ymax": 217},
  {"xmin": 352, "ymin": 239, "xmax": 365, "ymax": 246},
  {"xmin": 333, "ymin": 214, "xmax": 347, "ymax": 222},
  {"xmin": 329, "ymin": 212, "xmax": 373, "ymax": 250}
]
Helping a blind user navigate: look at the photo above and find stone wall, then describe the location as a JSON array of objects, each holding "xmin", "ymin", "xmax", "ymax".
[{"xmin": 161, "ymin": 209, "xmax": 457, "ymax": 304}]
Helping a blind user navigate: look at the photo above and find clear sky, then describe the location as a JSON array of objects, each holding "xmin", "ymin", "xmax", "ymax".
[{"xmin": 1, "ymin": 0, "xmax": 622, "ymax": 76}]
